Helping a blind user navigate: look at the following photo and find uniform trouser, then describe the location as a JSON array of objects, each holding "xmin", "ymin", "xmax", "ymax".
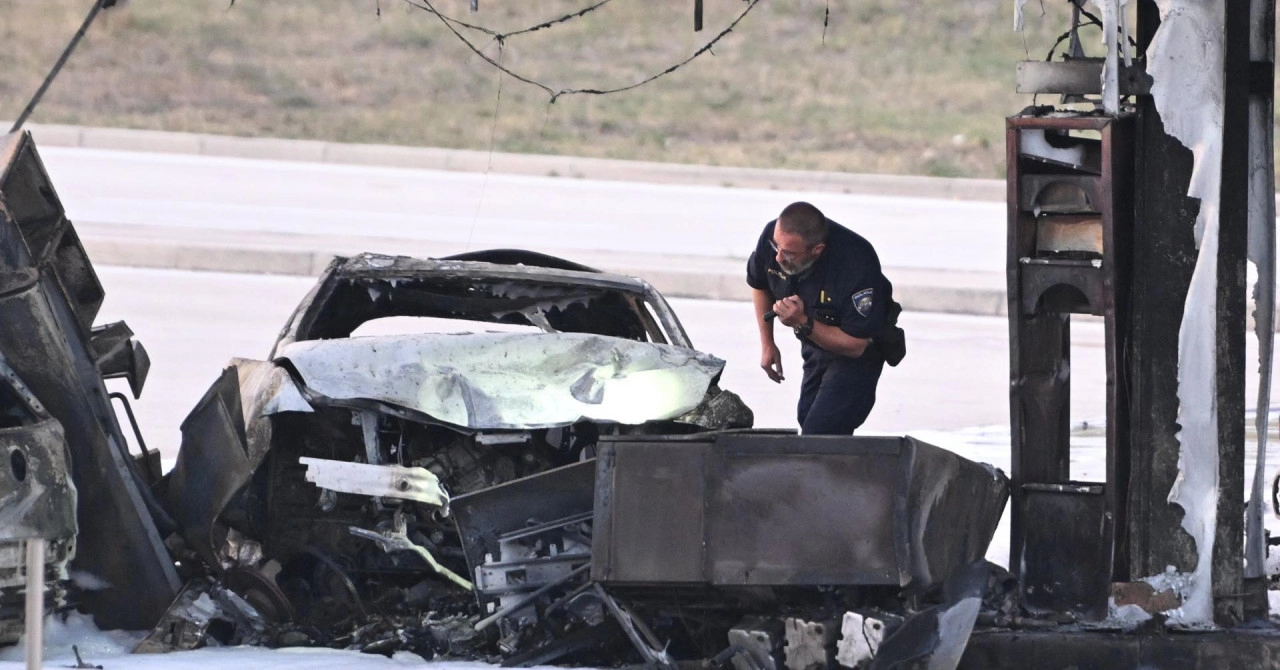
[{"xmin": 796, "ymin": 345, "xmax": 885, "ymax": 435}]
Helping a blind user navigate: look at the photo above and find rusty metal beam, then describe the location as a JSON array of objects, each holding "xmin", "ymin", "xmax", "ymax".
[{"xmin": 1212, "ymin": 0, "xmax": 1252, "ymax": 627}]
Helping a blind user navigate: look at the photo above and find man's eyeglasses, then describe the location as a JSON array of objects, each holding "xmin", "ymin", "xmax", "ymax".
[{"xmin": 769, "ymin": 238, "xmax": 812, "ymax": 261}]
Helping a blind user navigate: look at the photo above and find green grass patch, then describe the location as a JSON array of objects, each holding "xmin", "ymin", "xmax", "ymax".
[{"xmin": 0, "ymin": 0, "xmax": 1219, "ymax": 179}]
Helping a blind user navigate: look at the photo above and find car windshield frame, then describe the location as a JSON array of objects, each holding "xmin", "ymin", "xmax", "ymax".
[{"xmin": 269, "ymin": 254, "xmax": 693, "ymax": 358}]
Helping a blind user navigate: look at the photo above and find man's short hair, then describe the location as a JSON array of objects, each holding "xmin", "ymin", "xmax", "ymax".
[{"xmin": 777, "ymin": 202, "xmax": 828, "ymax": 246}]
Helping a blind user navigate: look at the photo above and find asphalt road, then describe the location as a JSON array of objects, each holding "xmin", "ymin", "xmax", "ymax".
[
  {"xmin": 93, "ymin": 265, "xmax": 1110, "ymax": 461},
  {"xmin": 40, "ymin": 146, "xmax": 1007, "ymax": 274}
]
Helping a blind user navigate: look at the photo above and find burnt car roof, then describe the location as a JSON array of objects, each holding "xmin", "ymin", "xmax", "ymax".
[
  {"xmin": 441, "ymin": 248, "xmax": 602, "ymax": 273},
  {"xmin": 327, "ymin": 252, "xmax": 648, "ymax": 293}
]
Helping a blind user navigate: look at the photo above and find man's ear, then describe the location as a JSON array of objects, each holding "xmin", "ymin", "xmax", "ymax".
[{"xmin": 813, "ymin": 242, "xmax": 827, "ymax": 256}]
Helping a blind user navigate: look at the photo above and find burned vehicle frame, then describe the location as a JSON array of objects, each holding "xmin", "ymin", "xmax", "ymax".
[
  {"xmin": 153, "ymin": 249, "xmax": 754, "ymax": 652},
  {"xmin": 0, "ymin": 131, "xmax": 174, "ymax": 635}
]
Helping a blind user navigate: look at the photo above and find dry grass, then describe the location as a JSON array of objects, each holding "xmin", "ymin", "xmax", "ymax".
[{"xmin": 1, "ymin": 0, "xmax": 1089, "ymax": 178}]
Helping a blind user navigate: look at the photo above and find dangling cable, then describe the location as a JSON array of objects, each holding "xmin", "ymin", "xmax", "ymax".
[
  {"xmin": 464, "ymin": 42, "xmax": 507, "ymax": 253},
  {"xmin": 10, "ymin": 0, "xmax": 116, "ymax": 133}
]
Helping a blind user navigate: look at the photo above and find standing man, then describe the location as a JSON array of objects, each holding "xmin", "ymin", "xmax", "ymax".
[{"xmin": 746, "ymin": 201, "xmax": 903, "ymax": 434}]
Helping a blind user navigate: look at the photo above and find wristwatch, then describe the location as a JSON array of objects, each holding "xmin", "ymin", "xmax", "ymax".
[{"xmin": 794, "ymin": 317, "xmax": 813, "ymax": 340}]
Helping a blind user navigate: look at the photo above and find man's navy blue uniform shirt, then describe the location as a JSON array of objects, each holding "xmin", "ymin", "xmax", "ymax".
[
  {"xmin": 747, "ymin": 219, "xmax": 894, "ymax": 342},
  {"xmin": 746, "ymin": 218, "xmax": 895, "ymax": 433}
]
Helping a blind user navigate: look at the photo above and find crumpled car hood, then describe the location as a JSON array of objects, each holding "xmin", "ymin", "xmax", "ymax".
[{"xmin": 276, "ymin": 332, "xmax": 726, "ymax": 429}]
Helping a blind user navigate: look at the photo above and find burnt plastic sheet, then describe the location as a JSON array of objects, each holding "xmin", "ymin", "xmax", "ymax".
[
  {"xmin": 592, "ymin": 433, "xmax": 1009, "ymax": 590},
  {"xmin": 165, "ymin": 366, "xmax": 254, "ymax": 570},
  {"xmin": 165, "ymin": 358, "xmax": 309, "ymax": 571},
  {"xmin": 870, "ymin": 560, "xmax": 990, "ymax": 670}
]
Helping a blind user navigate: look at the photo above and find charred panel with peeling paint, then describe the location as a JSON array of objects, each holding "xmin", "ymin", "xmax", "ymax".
[
  {"xmin": 593, "ymin": 434, "xmax": 1007, "ymax": 590},
  {"xmin": 0, "ymin": 131, "xmax": 177, "ymax": 630}
]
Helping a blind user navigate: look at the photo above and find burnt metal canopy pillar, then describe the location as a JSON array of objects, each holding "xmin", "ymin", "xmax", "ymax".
[
  {"xmin": 1125, "ymin": 0, "xmax": 1260, "ymax": 625},
  {"xmin": 1005, "ymin": 0, "xmax": 1269, "ymax": 632},
  {"xmin": 1006, "ymin": 0, "xmax": 1269, "ymax": 624},
  {"xmin": 1124, "ymin": 0, "xmax": 1201, "ymax": 605}
]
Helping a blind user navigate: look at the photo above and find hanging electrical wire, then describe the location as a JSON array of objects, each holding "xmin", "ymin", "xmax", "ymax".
[
  {"xmin": 403, "ymin": 0, "xmax": 764, "ymax": 103},
  {"xmin": 1042, "ymin": 0, "xmax": 1136, "ymax": 63},
  {"xmin": 406, "ymin": 0, "xmax": 616, "ymax": 47},
  {"xmin": 822, "ymin": 0, "xmax": 830, "ymax": 45},
  {"xmin": 10, "ymin": 0, "xmax": 119, "ymax": 133},
  {"xmin": 551, "ymin": 0, "xmax": 761, "ymax": 102}
]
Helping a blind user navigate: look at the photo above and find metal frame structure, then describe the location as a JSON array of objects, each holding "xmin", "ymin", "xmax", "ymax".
[
  {"xmin": 1004, "ymin": 0, "xmax": 1275, "ymax": 629},
  {"xmin": 1006, "ymin": 112, "xmax": 1134, "ymax": 617}
]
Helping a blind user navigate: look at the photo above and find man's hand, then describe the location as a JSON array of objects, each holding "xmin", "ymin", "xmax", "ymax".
[
  {"xmin": 761, "ymin": 342, "xmax": 784, "ymax": 383},
  {"xmin": 773, "ymin": 295, "xmax": 807, "ymax": 327}
]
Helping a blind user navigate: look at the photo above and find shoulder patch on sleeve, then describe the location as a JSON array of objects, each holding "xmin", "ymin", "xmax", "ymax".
[{"xmin": 852, "ymin": 288, "xmax": 874, "ymax": 317}]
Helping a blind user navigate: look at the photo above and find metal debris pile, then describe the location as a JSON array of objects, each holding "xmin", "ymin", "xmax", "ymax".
[{"xmin": 136, "ymin": 429, "xmax": 1012, "ymax": 669}]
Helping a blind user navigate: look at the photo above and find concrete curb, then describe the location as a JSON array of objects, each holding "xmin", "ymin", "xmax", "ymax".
[
  {"xmin": 30, "ymin": 124, "xmax": 1277, "ymax": 325},
  {"xmin": 78, "ymin": 233, "xmax": 1009, "ymax": 317},
  {"xmin": 22, "ymin": 122, "xmax": 1007, "ymax": 202}
]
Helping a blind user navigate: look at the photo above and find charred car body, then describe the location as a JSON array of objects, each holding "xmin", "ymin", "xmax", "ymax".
[{"xmin": 152, "ymin": 249, "xmax": 756, "ymax": 653}]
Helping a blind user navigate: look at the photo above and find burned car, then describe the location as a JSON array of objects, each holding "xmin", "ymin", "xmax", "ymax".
[
  {"xmin": 151, "ymin": 249, "xmax": 754, "ymax": 651},
  {"xmin": 147, "ymin": 251, "xmax": 1010, "ymax": 670}
]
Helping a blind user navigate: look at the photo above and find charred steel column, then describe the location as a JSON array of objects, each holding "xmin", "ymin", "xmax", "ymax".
[
  {"xmin": 1213, "ymin": 0, "xmax": 1250, "ymax": 626},
  {"xmin": 1124, "ymin": 0, "xmax": 1201, "ymax": 589},
  {"xmin": 1127, "ymin": 0, "xmax": 1257, "ymax": 626},
  {"xmin": 1245, "ymin": 0, "xmax": 1278, "ymax": 615}
]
